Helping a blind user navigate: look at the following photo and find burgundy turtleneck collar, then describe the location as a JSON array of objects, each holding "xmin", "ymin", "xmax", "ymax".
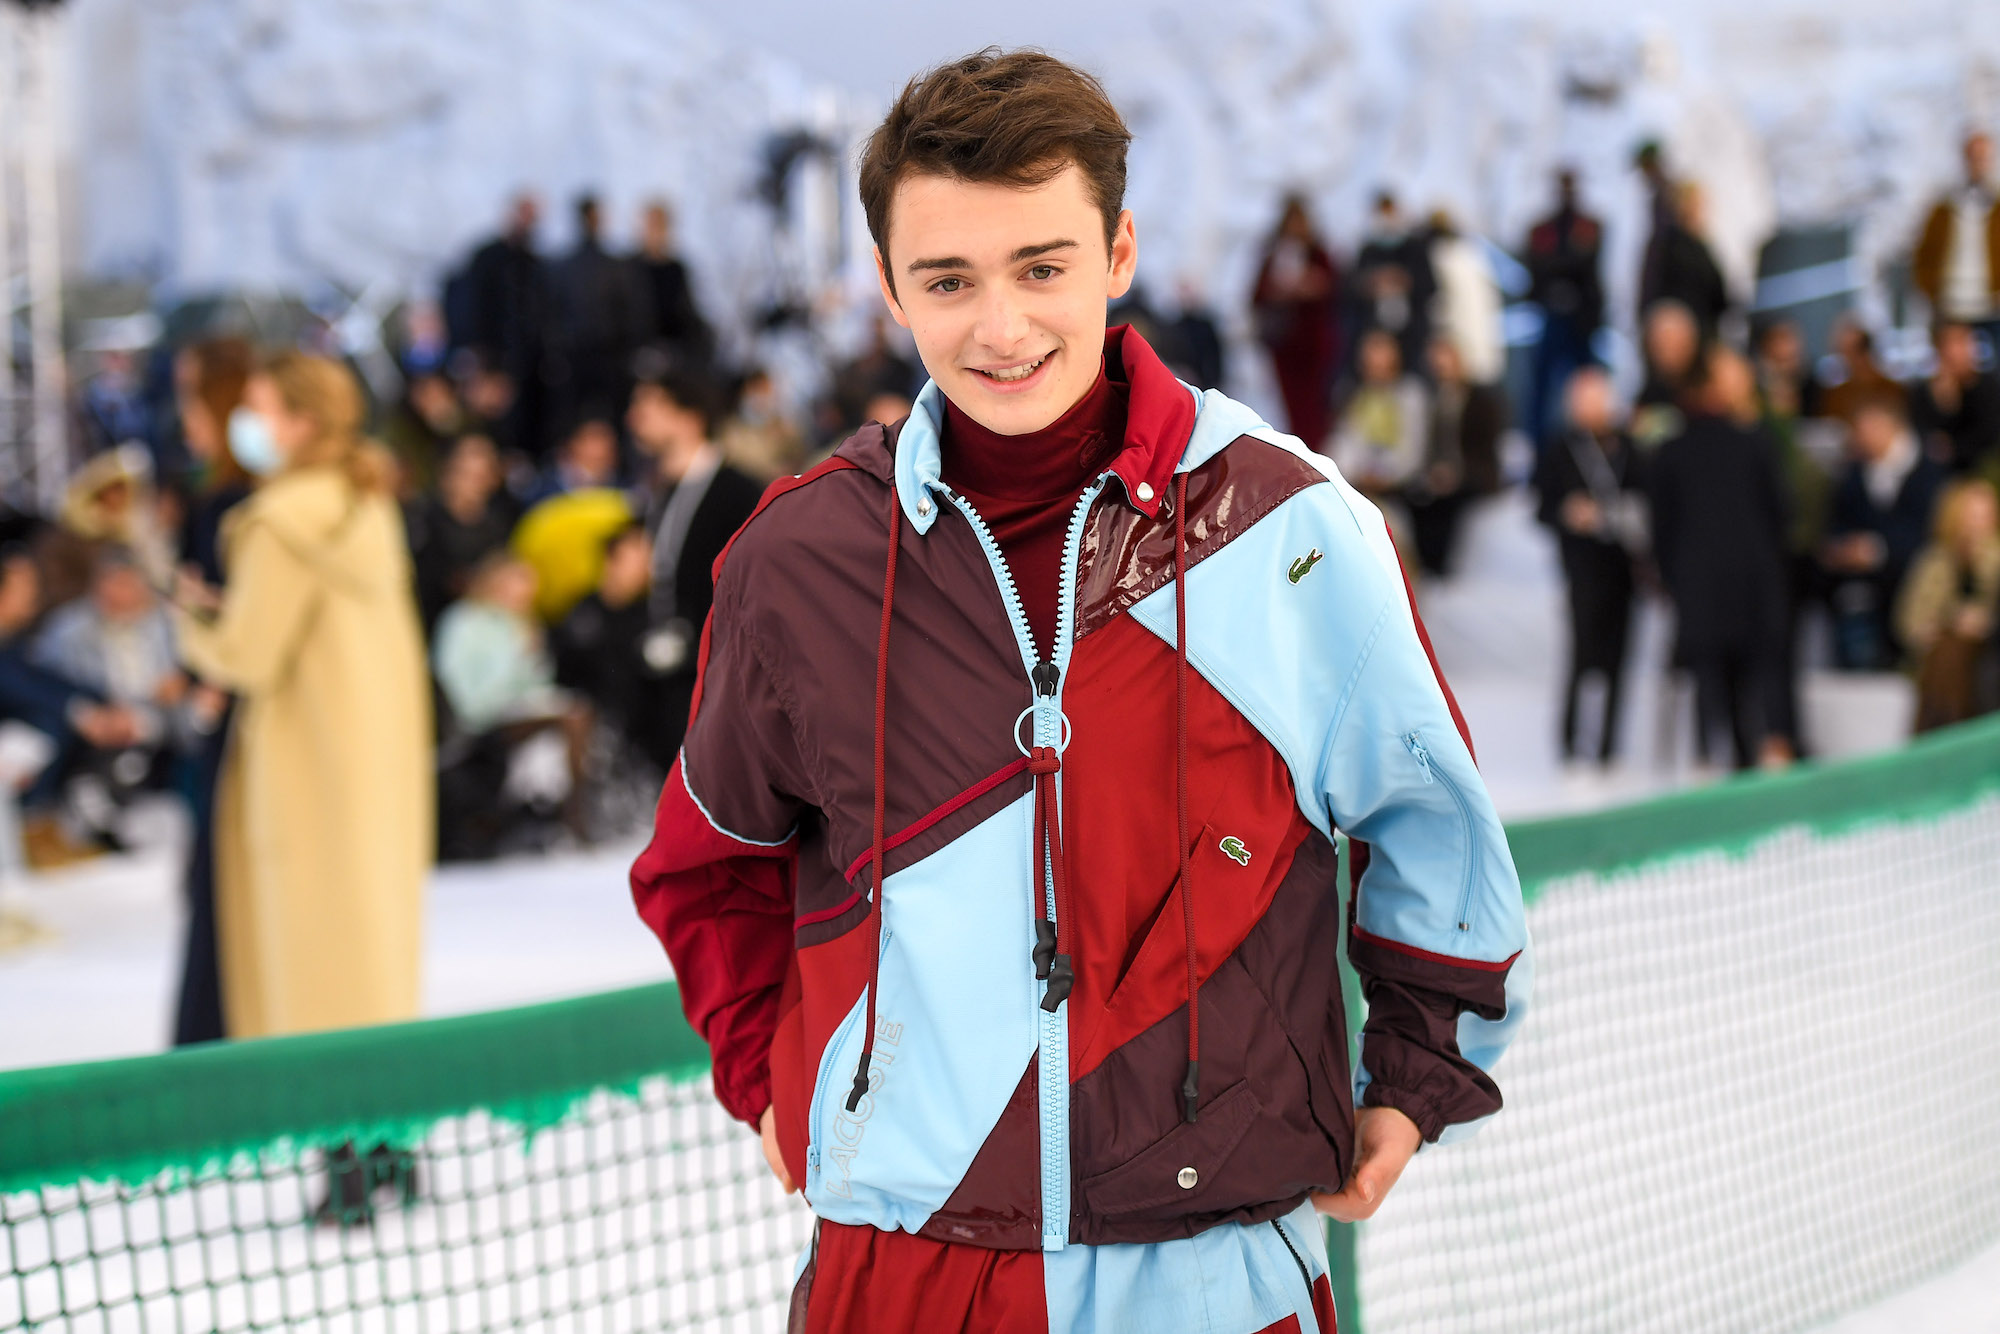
[{"xmin": 940, "ymin": 358, "xmax": 1127, "ymax": 502}]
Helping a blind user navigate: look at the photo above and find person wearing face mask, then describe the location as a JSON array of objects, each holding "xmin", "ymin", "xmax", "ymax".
[{"xmin": 171, "ymin": 352, "xmax": 433, "ymax": 1044}]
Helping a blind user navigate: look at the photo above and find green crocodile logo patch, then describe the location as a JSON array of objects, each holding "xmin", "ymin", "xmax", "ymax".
[
  {"xmin": 1219, "ymin": 836, "xmax": 1251, "ymax": 866},
  {"xmin": 1287, "ymin": 549, "xmax": 1324, "ymax": 584}
]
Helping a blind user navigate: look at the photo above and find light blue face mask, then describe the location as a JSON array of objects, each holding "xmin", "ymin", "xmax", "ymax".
[{"xmin": 227, "ymin": 407, "xmax": 285, "ymax": 478}]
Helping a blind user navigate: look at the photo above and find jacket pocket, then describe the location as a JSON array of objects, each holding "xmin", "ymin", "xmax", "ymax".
[{"xmin": 1079, "ymin": 1079, "xmax": 1262, "ymax": 1217}]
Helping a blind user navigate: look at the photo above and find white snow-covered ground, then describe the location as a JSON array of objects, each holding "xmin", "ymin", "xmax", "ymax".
[{"xmin": 2, "ymin": 492, "xmax": 1994, "ymax": 1331}]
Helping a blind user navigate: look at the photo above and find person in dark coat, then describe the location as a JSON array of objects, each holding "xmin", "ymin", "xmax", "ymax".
[
  {"xmin": 1641, "ymin": 184, "xmax": 1730, "ymax": 341},
  {"xmin": 1251, "ymin": 194, "xmax": 1341, "ymax": 446},
  {"xmin": 1349, "ymin": 190, "xmax": 1436, "ymax": 375},
  {"xmin": 547, "ymin": 194, "xmax": 650, "ymax": 433},
  {"xmin": 1406, "ymin": 336, "xmax": 1507, "ymax": 577},
  {"xmin": 634, "ymin": 200, "xmax": 713, "ymax": 370},
  {"xmin": 453, "ymin": 193, "xmax": 549, "ymax": 459},
  {"xmin": 1633, "ymin": 300, "xmax": 1700, "ymax": 449},
  {"xmin": 1536, "ymin": 367, "xmax": 1647, "ymax": 765},
  {"xmin": 1821, "ymin": 394, "xmax": 1949, "ymax": 670},
  {"xmin": 551, "ymin": 523, "xmax": 662, "ymax": 765},
  {"xmin": 1648, "ymin": 345, "xmax": 1794, "ymax": 770},
  {"xmin": 1907, "ymin": 320, "xmax": 2000, "ymax": 475},
  {"xmin": 1524, "ymin": 169, "xmax": 1606, "ymax": 450},
  {"xmin": 166, "ymin": 337, "xmax": 255, "ymax": 1046},
  {"xmin": 625, "ymin": 368, "xmax": 763, "ymax": 765}
]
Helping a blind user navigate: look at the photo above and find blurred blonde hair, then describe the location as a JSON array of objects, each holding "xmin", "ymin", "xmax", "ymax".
[
  {"xmin": 1933, "ymin": 477, "xmax": 2000, "ymax": 553},
  {"xmin": 258, "ymin": 350, "xmax": 397, "ymax": 494}
]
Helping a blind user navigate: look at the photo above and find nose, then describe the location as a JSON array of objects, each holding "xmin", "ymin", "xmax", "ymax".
[{"xmin": 970, "ymin": 283, "xmax": 1033, "ymax": 358}]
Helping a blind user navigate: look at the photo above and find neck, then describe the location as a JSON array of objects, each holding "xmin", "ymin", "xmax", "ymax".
[{"xmin": 940, "ymin": 363, "xmax": 1124, "ymax": 502}]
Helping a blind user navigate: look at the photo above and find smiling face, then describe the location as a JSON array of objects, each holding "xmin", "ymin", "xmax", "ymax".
[{"xmin": 875, "ymin": 163, "xmax": 1137, "ymax": 437}]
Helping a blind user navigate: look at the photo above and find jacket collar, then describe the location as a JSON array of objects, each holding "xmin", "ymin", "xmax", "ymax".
[{"xmin": 893, "ymin": 325, "xmax": 1207, "ymax": 534}]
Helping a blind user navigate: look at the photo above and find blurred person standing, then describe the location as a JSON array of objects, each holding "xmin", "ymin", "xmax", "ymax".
[
  {"xmin": 1329, "ymin": 328, "xmax": 1429, "ymax": 501},
  {"xmin": 1535, "ymin": 367, "xmax": 1646, "ymax": 766},
  {"xmin": 626, "ymin": 368, "xmax": 761, "ymax": 762},
  {"xmin": 1351, "ymin": 190, "xmax": 1436, "ymax": 373},
  {"xmin": 170, "ymin": 351, "xmax": 433, "ymax": 1041},
  {"xmin": 1251, "ymin": 194, "xmax": 1341, "ymax": 446},
  {"xmin": 1896, "ymin": 478, "xmax": 2000, "ymax": 729},
  {"xmin": 634, "ymin": 200, "xmax": 713, "ymax": 369},
  {"xmin": 1640, "ymin": 184, "xmax": 1730, "ymax": 341},
  {"xmin": 1757, "ymin": 320, "xmax": 1835, "ymax": 756},
  {"xmin": 1633, "ymin": 300, "xmax": 1700, "ymax": 448},
  {"xmin": 1407, "ymin": 336, "xmax": 1505, "ymax": 577},
  {"xmin": 1912, "ymin": 131, "xmax": 2000, "ymax": 347},
  {"xmin": 165, "ymin": 336, "xmax": 255, "ymax": 1045},
  {"xmin": 1820, "ymin": 395, "xmax": 1947, "ymax": 671},
  {"xmin": 1523, "ymin": 169, "xmax": 1606, "ymax": 449},
  {"xmin": 1425, "ymin": 211, "xmax": 1506, "ymax": 387},
  {"xmin": 548, "ymin": 194, "xmax": 649, "ymax": 434},
  {"xmin": 1648, "ymin": 345, "xmax": 1793, "ymax": 770},
  {"xmin": 452, "ymin": 193, "xmax": 549, "ymax": 458},
  {"xmin": 1907, "ymin": 320, "xmax": 2000, "ymax": 475}
]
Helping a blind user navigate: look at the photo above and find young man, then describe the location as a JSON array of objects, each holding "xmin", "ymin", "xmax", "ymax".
[{"xmin": 632, "ymin": 50, "xmax": 1529, "ymax": 1334}]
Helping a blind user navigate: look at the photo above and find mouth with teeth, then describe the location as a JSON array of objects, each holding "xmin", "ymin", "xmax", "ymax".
[{"xmin": 974, "ymin": 352, "xmax": 1053, "ymax": 386}]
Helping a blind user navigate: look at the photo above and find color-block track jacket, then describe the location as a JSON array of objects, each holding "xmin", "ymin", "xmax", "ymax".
[{"xmin": 632, "ymin": 328, "xmax": 1531, "ymax": 1259}]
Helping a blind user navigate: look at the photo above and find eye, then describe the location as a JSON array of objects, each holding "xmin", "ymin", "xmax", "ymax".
[
  {"xmin": 1027, "ymin": 265, "xmax": 1060, "ymax": 281},
  {"xmin": 929, "ymin": 276, "xmax": 964, "ymax": 294}
]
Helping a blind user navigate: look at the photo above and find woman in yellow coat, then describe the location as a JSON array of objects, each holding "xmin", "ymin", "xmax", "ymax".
[{"xmin": 173, "ymin": 351, "xmax": 433, "ymax": 1041}]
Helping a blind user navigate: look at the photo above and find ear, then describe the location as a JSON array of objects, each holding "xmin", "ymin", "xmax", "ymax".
[
  {"xmin": 1106, "ymin": 209, "xmax": 1139, "ymax": 302},
  {"xmin": 874, "ymin": 248, "xmax": 912, "ymax": 330}
]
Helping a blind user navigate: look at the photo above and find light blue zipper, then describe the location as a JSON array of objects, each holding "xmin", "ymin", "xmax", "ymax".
[
  {"xmin": 804, "ymin": 996, "xmax": 868, "ymax": 1196},
  {"xmin": 1404, "ymin": 730, "xmax": 1479, "ymax": 933},
  {"xmin": 932, "ymin": 471, "xmax": 1112, "ymax": 1252}
]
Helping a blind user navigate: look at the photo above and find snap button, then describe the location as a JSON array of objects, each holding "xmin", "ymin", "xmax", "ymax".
[
  {"xmin": 916, "ymin": 497, "xmax": 931, "ymax": 516},
  {"xmin": 1136, "ymin": 481, "xmax": 1155, "ymax": 503},
  {"xmin": 1177, "ymin": 1166, "xmax": 1198, "ymax": 1190}
]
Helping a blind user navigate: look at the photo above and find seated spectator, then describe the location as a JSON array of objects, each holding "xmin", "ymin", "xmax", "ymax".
[
  {"xmin": 408, "ymin": 433, "xmax": 520, "ymax": 633},
  {"xmin": 1896, "ymin": 478, "xmax": 2000, "ymax": 730},
  {"xmin": 832, "ymin": 313, "xmax": 922, "ymax": 432},
  {"xmin": 1405, "ymin": 336, "xmax": 1505, "ymax": 577},
  {"xmin": 1632, "ymin": 300, "xmax": 1698, "ymax": 448},
  {"xmin": 32, "ymin": 548, "xmax": 185, "ymax": 743},
  {"xmin": 1328, "ymin": 328, "xmax": 1427, "ymax": 497},
  {"xmin": 379, "ymin": 372, "xmax": 467, "ymax": 496},
  {"xmin": 1648, "ymin": 345, "xmax": 1793, "ymax": 770},
  {"xmin": 716, "ymin": 367, "xmax": 806, "ymax": 482},
  {"xmin": 1535, "ymin": 367, "xmax": 1647, "ymax": 766},
  {"xmin": 432, "ymin": 554, "xmax": 591, "ymax": 837},
  {"xmin": 1754, "ymin": 320, "xmax": 1818, "ymax": 425},
  {"xmin": 1908, "ymin": 320, "xmax": 2000, "ymax": 475},
  {"xmin": 41, "ymin": 446, "xmax": 175, "ymax": 615},
  {"xmin": 1816, "ymin": 316, "xmax": 1898, "ymax": 426},
  {"xmin": 0, "ymin": 546, "xmax": 145, "ymax": 865},
  {"xmin": 1822, "ymin": 394, "xmax": 1948, "ymax": 671},
  {"xmin": 551, "ymin": 524, "xmax": 669, "ymax": 768},
  {"xmin": 522, "ymin": 416, "xmax": 621, "ymax": 505}
]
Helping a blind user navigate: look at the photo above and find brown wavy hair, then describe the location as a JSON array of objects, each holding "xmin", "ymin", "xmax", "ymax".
[
  {"xmin": 181, "ymin": 336, "xmax": 255, "ymax": 490},
  {"xmin": 857, "ymin": 48, "xmax": 1131, "ymax": 292},
  {"xmin": 258, "ymin": 351, "xmax": 397, "ymax": 495}
]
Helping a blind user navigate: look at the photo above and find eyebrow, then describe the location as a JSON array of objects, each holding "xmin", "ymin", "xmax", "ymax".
[{"xmin": 905, "ymin": 238, "xmax": 1080, "ymax": 275}]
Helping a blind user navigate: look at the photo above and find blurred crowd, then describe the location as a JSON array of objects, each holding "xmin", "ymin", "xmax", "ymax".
[{"xmin": 1252, "ymin": 131, "xmax": 2000, "ymax": 772}]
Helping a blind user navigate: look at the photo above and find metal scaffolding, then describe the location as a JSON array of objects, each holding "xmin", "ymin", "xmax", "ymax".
[{"xmin": 0, "ymin": 0, "xmax": 68, "ymax": 512}]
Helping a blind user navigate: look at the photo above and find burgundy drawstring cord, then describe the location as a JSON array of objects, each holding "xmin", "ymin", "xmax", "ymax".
[
  {"xmin": 1175, "ymin": 471, "xmax": 1200, "ymax": 1124},
  {"xmin": 847, "ymin": 484, "xmax": 901, "ymax": 1112},
  {"xmin": 1030, "ymin": 743, "xmax": 1073, "ymax": 1011}
]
